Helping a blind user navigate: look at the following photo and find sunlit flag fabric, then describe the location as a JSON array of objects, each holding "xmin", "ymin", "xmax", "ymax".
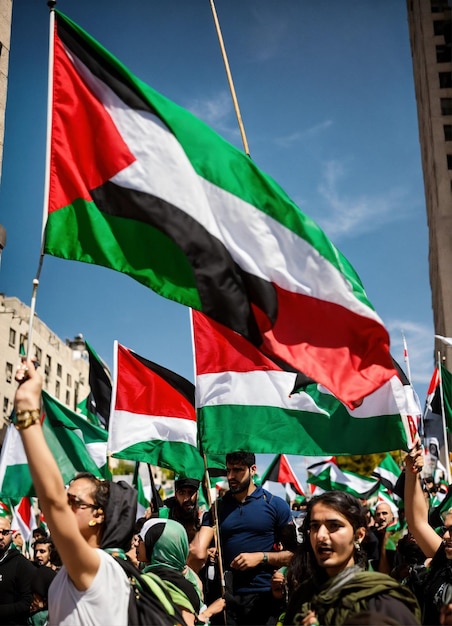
[
  {"xmin": 307, "ymin": 458, "xmax": 380, "ymax": 500},
  {"xmin": 84, "ymin": 339, "xmax": 112, "ymax": 429},
  {"xmin": 194, "ymin": 311, "xmax": 416, "ymax": 456},
  {"xmin": 44, "ymin": 9, "xmax": 398, "ymax": 409},
  {"xmin": 371, "ymin": 453, "xmax": 401, "ymax": 492},
  {"xmin": 11, "ymin": 497, "xmax": 37, "ymax": 543},
  {"xmin": 108, "ymin": 342, "xmax": 205, "ymax": 480},
  {"xmin": 0, "ymin": 394, "xmax": 109, "ymax": 499},
  {"xmin": 441, "ymin": 364, "xmax": 452, "ymax": 431},
  {"xmin": 261, "ymin": 454, "xmax": 305, "ymax": 503}
]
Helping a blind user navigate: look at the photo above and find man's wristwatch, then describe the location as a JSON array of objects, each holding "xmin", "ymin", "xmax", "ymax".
[
  {"xmin": 13, "ymin": 409, "xmax": 41, "ymax": 430},
  {"xmin": 262, "ymin": 552, "xmax": 269, "ymax": 564}
]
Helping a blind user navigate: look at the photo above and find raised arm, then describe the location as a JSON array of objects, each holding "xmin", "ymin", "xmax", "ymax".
[
  {"xmin": 14, "ymin": 360, "xmax": 100, "ymax": 590},
  {"xmin": 404, "ymin": 445, "xmax": 442, "ymax": 558},
  {"xmin": 187, "ymin": 524, "xmax": 215, "ymax": 572}
]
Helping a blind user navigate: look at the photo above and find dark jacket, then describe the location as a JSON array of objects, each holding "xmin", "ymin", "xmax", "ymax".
[
  {"xmin": 283, "ymin": 565, "xmax": 421, "ymax": 626},
  {"xmin": 0, "ymin": 546, "xmax": 36, "ymax": 625},
  {"xmin": 422, "ymin": 542, "xmax": 452, "ymax": 625}
]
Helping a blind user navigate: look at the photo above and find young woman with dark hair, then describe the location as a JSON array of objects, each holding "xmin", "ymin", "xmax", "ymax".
[{"xmin": 281, "ymin": 491, "xmax": 421, "ymax": 626}]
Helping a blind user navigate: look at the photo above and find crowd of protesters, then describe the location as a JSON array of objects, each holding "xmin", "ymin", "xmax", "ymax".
[{"xmin": 4, "ymin": 358, "xmax": 452, "ymax": 625}]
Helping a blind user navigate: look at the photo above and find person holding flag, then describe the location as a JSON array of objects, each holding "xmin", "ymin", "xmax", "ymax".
[
  {"xmin": 190, "ymin": 451, "xmax": 296, "ymax": 625},
  {"xmin": 12, "ymin": 359, "xmax": 176, "ymax": 626}
]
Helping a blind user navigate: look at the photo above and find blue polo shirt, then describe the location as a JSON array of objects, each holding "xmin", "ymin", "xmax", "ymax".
[{"xmin": 202, "ymin": 486, "xmax": 292, "ymax": 593}]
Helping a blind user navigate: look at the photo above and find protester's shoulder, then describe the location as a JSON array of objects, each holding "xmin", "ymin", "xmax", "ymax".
[
  {"xmin": 2, "ymin": 547, "xmax": 35, "ymax": 569},
  {"xmin": 163, "ymin": 496, "xmax": 177, "ymax": 508},
  {"xmin": 260, "ymin": 488, "xmax": 292, "ymax": 516}
]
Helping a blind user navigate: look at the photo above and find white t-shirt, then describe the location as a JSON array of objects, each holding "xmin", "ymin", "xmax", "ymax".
[{"xmin": 48, "ymin": 549, "xmax": 130, "ymax": 626}]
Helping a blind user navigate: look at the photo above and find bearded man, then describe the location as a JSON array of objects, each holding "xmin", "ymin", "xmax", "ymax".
[
  {"xmin": 189, "ymin": 451, "xmax": 295, "ymax": 625},
  {"xmin": 161, "ymin": 477, "xmax": 201, "ymax": 543}
]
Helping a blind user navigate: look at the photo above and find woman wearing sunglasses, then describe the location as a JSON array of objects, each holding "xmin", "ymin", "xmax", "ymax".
[{"xmin": 13, "ymin": 360, "xmax": 134, "ymax": 626}]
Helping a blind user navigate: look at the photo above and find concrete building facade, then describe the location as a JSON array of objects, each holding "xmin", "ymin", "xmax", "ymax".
[
  {"xmin": 406, "ymin": 0, "xmax": 452, "ymax": 356},
  {"xmin": 0, "ymin": 0, "xmax": 12, "ymax": 178},
  {"xmin": 0, "ymin": 294, "xmax": 90, "ymax": 444}
]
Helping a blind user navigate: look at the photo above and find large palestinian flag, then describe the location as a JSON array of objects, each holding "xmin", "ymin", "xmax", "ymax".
[
  {"xmin": 194, "ymin": 311, "xmax": 417, "ymax": 456},
  {"xmin": 108, "ymin": 342, "xmax": 205, "ymax": 480},
  {"xmin": 45, "ymin": 10, "xmax": 397, "ymax": 408}
]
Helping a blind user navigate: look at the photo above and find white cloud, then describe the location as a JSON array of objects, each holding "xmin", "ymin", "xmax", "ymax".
[
  {"xmin": 185, "ymin": 90, "xmax": 241, "ymax": 142},
  {"xmin": 247, "ymin": 9, "xmax": 291, "ymax": 62},
  {"xmin": 275, "ymin": 120, "xmax": 333, "ymax": 148},
  {"xmin": 315, "ymin": 159, "xmax": 410, "ymax": 241}
]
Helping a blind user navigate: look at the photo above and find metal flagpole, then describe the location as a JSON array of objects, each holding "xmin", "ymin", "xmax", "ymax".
[
  {"xmin": 437, "ymin": 350, "xmax": 452, "ymax": 484},
  {"xmin": 209, "ymin": 0, "xmax": 250, "ymax": 157},
  {"xmin": 26, "ymin": 1, "xmax": 57, "ymax": 360}
]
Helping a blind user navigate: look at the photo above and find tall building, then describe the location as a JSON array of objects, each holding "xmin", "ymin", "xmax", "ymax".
[
  {"xmin": 0, "ymin": 0, "xmax": 13, "ymax": 257},
  {"xmin": 406, "ymin": 0, "xmax": 452, "ymax": 357},
  {"xmin": 0, "ymin": 294, "xmax": 90, "ymax": 445},
  {"xmin": 0, "ymin": 0, "xmax": 12, "ymax": 177}
]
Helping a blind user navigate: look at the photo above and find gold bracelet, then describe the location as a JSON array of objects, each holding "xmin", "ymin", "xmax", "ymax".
[{"xmin": 14, "ymin": 409, "xmax": 41, "ymax": 430}]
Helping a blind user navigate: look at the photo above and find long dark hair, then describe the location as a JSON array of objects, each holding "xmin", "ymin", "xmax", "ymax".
[{"xmin": 287, "ymin": 491, "xmax": 368, "ymax": 591}]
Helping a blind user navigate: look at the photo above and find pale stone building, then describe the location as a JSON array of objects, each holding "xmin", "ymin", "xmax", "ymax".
[
  {"xmin": 0, "ymin": 293, "xmax": 90, "ymax": 444},
  {"xmin": 406, "ymin": 0, "xmax": 452, "ymax": 353},
  {"xmin": 0, "ymin": 0, "xmax": 12, "ymax": 177}
]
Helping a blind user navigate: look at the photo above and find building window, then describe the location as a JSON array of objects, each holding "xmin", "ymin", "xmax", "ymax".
[
  {"xmin": 5, "ymin": 363, "xmax": 13, "ymax": 383},
  {"xmin": 439, "ymin": 71, "xmax": 452, "ymax": 88},
  {"xmin": 57, "ymin": 363, "xmax": 62, "ymax": 378},
  {"xmin": 67, "ymin": 373, "xmax": 72, "ymax": 387},
  {"xmin": 34, "ymin": 346, "xmax": 42, "ymax": 365},
  {"xmin": 447, "ymin": 154, "xmax": 452, "ymax": 169},
  {"xmin": 437, "ymin": 45, "xmax": 452, "ymax": 63},
  {"xmin": 19, "ymin": 333, "xmax": 27, "ymax": 356},
  {"xmin": 3, "ymin": 397, "xmax": 9, "ymax": 413},
  {"xmin": 445, "ymin": 125, "xmax": 452, "ymax": 141},
  {"xmin": 44, "ymin": 355, "xmax": 51, "ymax": 377},
  {"xmin": 434, "ymin": 19, "xmax": 446, "ymax": 36},
  {"xmin": 8, "ymin": 328, "xmax": 16, "ymax": 347},
  {"xmin": 55, "ymin": 380, "xmax": 60, "ymax": 399},
  {"xmin": 65, "ymin": 390, "xmax": 70, "ymax": 405},
  {"xmin": 441, "ymin": 98, "xmax": 452, "ymax": 115},
  {"xmin": 431, "ymin": 0, "xmax": 450, "ymax": 12}
]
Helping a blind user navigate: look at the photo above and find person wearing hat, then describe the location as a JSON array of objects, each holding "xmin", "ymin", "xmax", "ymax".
[{"xmin": 161, "ymin": 477, "xmax": 202, "ymax": 543}]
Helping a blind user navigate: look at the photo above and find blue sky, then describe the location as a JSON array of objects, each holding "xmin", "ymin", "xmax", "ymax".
[{"xmin": 0, "ymin": 1, "xmax": 435, "ymax": 487}]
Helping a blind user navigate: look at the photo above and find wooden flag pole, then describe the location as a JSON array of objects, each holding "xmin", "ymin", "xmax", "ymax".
[
  {"xmin": 209, "ymin": 0, "xmax": 250, "ymax": 157},
  {"xmin": 202, "ymin": 456, "xmax": 227, "ymax": 624}
]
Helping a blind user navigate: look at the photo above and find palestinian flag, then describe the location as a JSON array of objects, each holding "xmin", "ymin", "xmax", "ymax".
[
  {"xmin": 84, "ymin": 340, "xmax": 112, "ymax": 429},
  {"xmin": 307, "ymin": 458, "xmax": 380, "ymax": 500},
  {"xmin": 108, "ymin": 342, "xmax": 205, "ymax": 480},
  {"xmin": 371, "ymin": 454, "xmax": 401, "ymax": 492},
  {"xmin": 0, "ymin": 394, "xmax": 109, "ymax": 499},
  {"xmin": 261, "ymin": 454, "xmax": 305, "ymax": 503},
  {"xmin": 42, "ymin": 391, "xmax": 111, "ymax": 479},
  {"xmin": 441, "ymin": 364, "xmax": 452, "ymax": 431},
  {"xmin": 11, "ymin": 497, "xmax": 37, "ymax": 543},
  {"xmin": 424, "ymin": 368, "xmax": 441, "ymax": 417},
  {"xmin": 194, "ymin": 311, "xmax": 415, "ymax": 456},
  {"xmin": 45, "ymin": 10, "xmax": 397, "ymax": 409},
  {"xmin": 0, "ymin": 500, "xmax": 12, "ymax": 518}
]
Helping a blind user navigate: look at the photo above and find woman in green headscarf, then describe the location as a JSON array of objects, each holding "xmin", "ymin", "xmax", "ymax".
[{"xmin": 137, "ymin": 518, "xmax": 202, "ymax": 626}]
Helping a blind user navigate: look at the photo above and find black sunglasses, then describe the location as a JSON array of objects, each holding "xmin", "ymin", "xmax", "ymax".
[
  {"xmin": 67, "ymin": 493, "xmax": 98, "ymax": 510},
  {"xmin": 0, "ymin": 529, "xmax": 12, "ymax": 536}
]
